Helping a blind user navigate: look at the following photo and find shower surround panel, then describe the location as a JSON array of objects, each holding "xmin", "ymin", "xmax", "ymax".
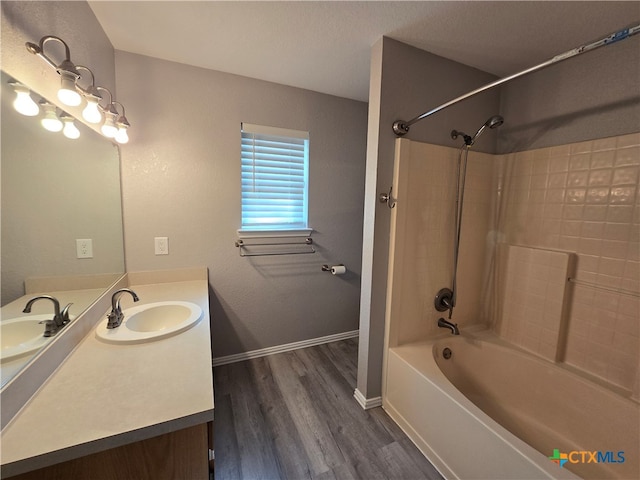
[
  {"xmin": 384, "ymin": 139, "xmax": 494, "ymax": 350},
  {"xmin": 386, "ymin": 132, "xmax": 639, "ymax": 399},
  {"xmin": 498, "ymin": 245, "xmax": 573, "ymax": 361}
]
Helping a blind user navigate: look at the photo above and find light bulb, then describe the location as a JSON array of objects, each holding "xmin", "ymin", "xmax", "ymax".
[
  {"xmin": 101, "ymin": 113, "xmax": 118, "ymax": 138},
  {"xmin": 115, "ymin": 126, "xmax": 129, "ymax": 144},
  {"xmin": 41, "ymin": 104, "xmax": 63, "ymax": 132},
  {"xmin": 62, "ymin": 117, "xmax": 80, "ymax": 139},
  {"xmin": 57, "ymin": 71, "xmax": 81, "ymax": 106},
  {"xmin": 115, "ymin": 114, "xmax": 130, "ymax": 144},
  {"xmin": 12, "ymin": 87, "xmax": 40, "ymax": 116},
  {"xmin": 82, "ymin": 98, "xmax": 102, "ymax": 123}
]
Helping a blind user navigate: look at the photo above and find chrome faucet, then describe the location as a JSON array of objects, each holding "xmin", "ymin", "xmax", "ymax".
[
  {"xmin": 107, "ymin": 288, "xmax": 139, "ymax": 329},
  {"xmin": 437, "ymin": 317, "xmax": 460, "ymax": 335},
  {"xmin": 23, "ymin": 295, "xmax": 73, "ymax": 337}
]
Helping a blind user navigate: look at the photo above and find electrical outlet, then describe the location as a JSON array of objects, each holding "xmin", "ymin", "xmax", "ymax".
[
  {"xmin": 76, "ymin": 239, "xmax": 93, "ymax": 258},
  {"xmin": 155, "ymin": 237, "xmax": 169, "ymax": 255}
]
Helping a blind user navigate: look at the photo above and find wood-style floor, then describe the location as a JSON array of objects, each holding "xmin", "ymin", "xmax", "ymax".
[{"xmin": 213, "ymin": 339, "xmax": 443, "ymax": 480}]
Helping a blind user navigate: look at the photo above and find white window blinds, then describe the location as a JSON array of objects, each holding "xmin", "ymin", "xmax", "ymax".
[{"xmin": 241, "ymin": 123, "xmax": 309, "ymax": 231}]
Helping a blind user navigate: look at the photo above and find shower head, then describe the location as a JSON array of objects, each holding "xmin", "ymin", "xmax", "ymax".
[
  {"xmin": 470, "ymin": 115, "xmax": 504, "ymax": 145},
  {"xmin": 486, "ymin": 115, "xmax": 504, "ymax": 129},
  {"xmin": 451, "ymin": 115, "xmax": 504, "ymax": 146}
]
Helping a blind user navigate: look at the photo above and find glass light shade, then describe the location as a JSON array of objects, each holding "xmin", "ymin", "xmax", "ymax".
[
  {"xmin": 115, "ymin": 126, "xmax": 129, "ymax": 144},
  {"xmin": 82, "ymin": 98, "xmax": 102, "ymax": 123},
  {"xmin": 13, "ymin": 90, "xmax": 40, "ymax": 116},
  {"xmin": 62, "ymin": 118, "xmax": 80, "ymax": 139},
  {"xmin": 101, "ymin": 113, "xmax": 118, "ymax": 138},
  {"xmin": 41, "ymin": 106, "xmax": 63, "ymax": 132},
  {"xmin": 57, "ymin": 72, "xmax": 81, "ymax": 106}
]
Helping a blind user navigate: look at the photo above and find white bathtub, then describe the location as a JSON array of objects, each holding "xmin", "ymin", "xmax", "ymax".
[{"xmin": 384, "ymin": 330, "xmax": 639, "ymax": 480}]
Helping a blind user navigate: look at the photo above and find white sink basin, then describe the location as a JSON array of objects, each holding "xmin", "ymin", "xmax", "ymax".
[
  {"xmin": 95, "ymin": 301, "xmax": 203, "ymax": 344},
  {"xmin": 1, "ymin": 315, "xmax": 58, "ymax": 362}
]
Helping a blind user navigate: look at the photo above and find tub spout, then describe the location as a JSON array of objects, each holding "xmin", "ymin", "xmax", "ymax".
[{"xmin": 438, "ymin": 317, "xmax": 460, "ymax": 335}]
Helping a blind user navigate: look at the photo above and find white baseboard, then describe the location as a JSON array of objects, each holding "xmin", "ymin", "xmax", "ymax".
[
  {"xmin": 212, "ymin": 329, "xmax": 359, "ymax": 367},
  {"xmin": 353, "ymin": 388, "xmax": 383, "ymax": 410}
]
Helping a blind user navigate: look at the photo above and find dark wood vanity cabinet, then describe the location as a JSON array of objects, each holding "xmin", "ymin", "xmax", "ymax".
[{"xmin": 6, "ymin": 423, "xmax": 211, "ymax": 480}]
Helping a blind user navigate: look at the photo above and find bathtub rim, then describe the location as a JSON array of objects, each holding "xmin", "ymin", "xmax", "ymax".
[{"xmin": 440, "ymin": 327, "xmax": 636, "ymax": 402}]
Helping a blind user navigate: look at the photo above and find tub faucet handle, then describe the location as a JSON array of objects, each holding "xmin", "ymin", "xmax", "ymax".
[{"xmin": 435, "ymin": 288, "xmax": 454, "ymax": 312}]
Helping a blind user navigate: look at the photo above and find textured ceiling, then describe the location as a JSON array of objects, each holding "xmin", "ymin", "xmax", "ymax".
[{"xmin": 88, "ymin": 1, "xmax": 639, "ymax": 102}]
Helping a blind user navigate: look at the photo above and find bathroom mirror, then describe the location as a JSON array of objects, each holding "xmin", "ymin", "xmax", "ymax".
[{"xmin": 1, "ymin": 71, "xmax": 125, "ymax": 386}]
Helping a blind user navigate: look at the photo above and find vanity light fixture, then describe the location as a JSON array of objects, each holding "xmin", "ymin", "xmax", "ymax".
[
  {"xmin": 9, "ymin": 80, "xmax": 40, "ymax": 116},
  {"xmin": 76, "ymin": 66, "xmax": 103, "ymax": 124},
  {"xmin": 26, "ymin": 35, "xmax": 132, "ymax": 142},
  {"xmin": 112, "ymin": 102, "xmax": 130, "ymax": 144},
  {"xmin": 26, "ymin": 36, "xmax": 82, "ymax": 106},
  {"xmin": 40, "ymin": 101, "xmax": 63, "ymax": 132},
  {"xmin": 60, "ymin": 113, "xmax": 80, "ymax": 139}
]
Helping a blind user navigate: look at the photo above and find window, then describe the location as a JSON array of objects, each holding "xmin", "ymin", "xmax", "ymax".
[{"xmin": 240, "ymin": 123, "xmax": 309, "ymax": 232}]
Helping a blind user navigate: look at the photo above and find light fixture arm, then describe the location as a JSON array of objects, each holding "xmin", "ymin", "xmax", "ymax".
[
  {"xmin": 75, "ymin": 65, "xmax": 100, "ymax": 97},
  {"xmin": 112, "ymin": 101, "xmax": 126, "ymax": 116},
  {"xmin": 25, "ymin": 36, "xmax": 78, "ymax": 77},
  {"xmin": 76, "ymin": 65, "xmax": 95, "ymax": 84},
  {"xmin": 113, "ymin": 101, "xmax": 131, "ymax": 127},
  {"xmin": 96, "ymin": 86, "xmax": 117, "ymax": 113}
]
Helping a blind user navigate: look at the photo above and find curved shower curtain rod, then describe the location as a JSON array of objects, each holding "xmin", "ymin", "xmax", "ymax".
[{"xmin": 392, "ymin": 23, "xmax": 640, "ymax": 136}]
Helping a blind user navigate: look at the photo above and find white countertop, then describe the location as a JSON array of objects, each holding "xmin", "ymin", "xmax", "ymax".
[{"xmin": 1, "ymin": 276, "xmax": 214, "ymax": 476}]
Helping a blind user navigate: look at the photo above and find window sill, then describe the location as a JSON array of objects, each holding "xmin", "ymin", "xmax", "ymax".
[{"xmin": 237, "ymin": 228, "xmax": 313, "ymax": 239}]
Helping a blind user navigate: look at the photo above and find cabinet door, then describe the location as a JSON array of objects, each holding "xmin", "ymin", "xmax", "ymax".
[{"xmin": 7, "ymin": 423, "xmax": 209, "ymax": 480}]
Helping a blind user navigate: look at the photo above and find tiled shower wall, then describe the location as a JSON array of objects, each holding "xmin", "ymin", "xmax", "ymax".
[{"xmin": 496, "ymin": 132, "xmax": 639, "ymax": 396}]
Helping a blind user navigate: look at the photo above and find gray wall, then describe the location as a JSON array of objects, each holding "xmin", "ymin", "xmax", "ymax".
[
  {"xmin": 115, "ymin": 51, "xmax": 368, "ymax": 357},
  {"xmin": 499, "ymin": 35, "xmax": 640, "ymax": 153},
  {"xmin": 358, "ymin": 37, "xmax": 500, "ymax": 399}
]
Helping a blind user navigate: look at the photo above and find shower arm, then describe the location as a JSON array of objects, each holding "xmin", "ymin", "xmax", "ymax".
[{"xmin": 393, "ymin": 23, "xmax": 640, "ymax": 136}]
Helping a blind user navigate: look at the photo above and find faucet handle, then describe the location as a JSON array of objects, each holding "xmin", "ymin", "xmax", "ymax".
[
  {"xmin": 39, "ymin": 319, "xmax": 58, "ymax": 337},
  {"xmin": 60, "ymin": 303, "xmax": 73, "ymax": 324},
  {"xmin": 106, "ymin": 310, "xmax": 124, "ymax": 329}
]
